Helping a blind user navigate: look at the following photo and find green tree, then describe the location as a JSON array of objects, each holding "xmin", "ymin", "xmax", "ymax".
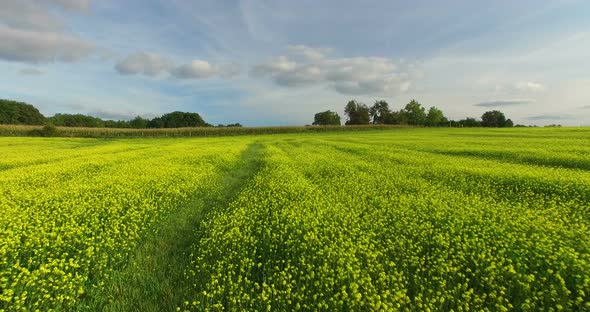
[
  {"xmin": 459, "ymin": 117, "xmax": 482, "ymax": 127},
  {"xmin": 385, "ymin": 111, "xmax": 404, "ymax": 125},
  {"xmin": 393, "ymin": 110, "xmax": 408, "ymax": 125},
  {"xmin": 158, "ymin": 111, "xmax": 208, "ymax": 128},
  {"xmin": 0, "ymin": 99, "xmax": 46, "ymax": 125},
  {"xmin": 40, "ymin": 124, "xmax": 58, "ymax": 137},
  {"xmin": 425, "ymin": 106, "xmax": 446, "ymax": 127},
  {"xmin": 104, "ymin": 120, "xmax": 130, "ymax": 128},
  {"xmin": 370, "ymin": 100, "xmax": 392, "ymax": 124},
  {"xmin": 312, "ymin": 110, "xmax": 341, "ymax": 126},
  {"xmin": 402, "ymin": 100, "xmax": 426, "ymax": 126},
  {"xmin": 48, "ymin": 113, "xmax": 105, "ymax": 127},
  {"xmin": 148, "ymin": 117, "xmax": 165, "ymax": 128},
  {"xmin": 129, "ymin": 116, "xmax": 149, "ymax": 128},
  {"xmin": 481, "ymin": 110, "xmax": 508, "ymax": 127},
  {"xmin": 344, "ymin": 100, "xmax": 370, "ymax": 125}
]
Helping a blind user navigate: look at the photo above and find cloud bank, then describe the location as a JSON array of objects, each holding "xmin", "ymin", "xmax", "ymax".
[
  {"xmin": 0, "ymin": 26, "xmax": 94, "ymax": 63},
  {"xmin": 0, "ymin": 0, "xmax": 94, "ymax": 63},
  {"xmin": 475, "ymin": 99, "xmax": 534, "ymax": 107},
  {"xmin": 527, "ymin": 114, "xmax": 573, "ymax": 121},
  {"xmin": 251, "ymin": 45, "xmax": 419, "ymax": 95},
  {"xmin": 171, "ymin": 60, "xmax": 220, "ymax": 79},
  {"xmin": 115, "ymin": 52, "xmax": 240, "ymax": 80},
  {"xmin": 115, "ymin": 52, "xmax": 173, "ymax": 76}
]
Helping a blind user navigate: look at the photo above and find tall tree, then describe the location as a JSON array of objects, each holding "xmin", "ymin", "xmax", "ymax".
[
  {"xmin": 384, "ymin": 110, "xmax": 403, "ymax": 125},
  {"xmin": 344, "ymin": 100, "xmax": 370, "ymax": 125},
  {"xmin": 148, "ymin": 117, "xmax": 165, "ymax": 128},
  {"xmin": 481, "ymin": 110, "xmax": 507, "ymax": 127},
  {"xmin": 312, "ymin": 110, "xmax": 341, "ymax": 126},
  {"xmin": 370, "ymin": 100, "xmax": 392, "ymax": 124},
  {"xmin": 426, "ymin": 106, "xmax": 446, "ymax": 127},
  {"xmin": 129, "ymin": 116, "xmax": 149, "ymax": 128},
  {"xmin": 402, "ymin": 100, "xmax": 427, "ymax": 126},
  {"xmin": 159, "ymin": 111, "xmax": 208, "ymax": 128},
  {"xmin": 393, "ymin": 110, "xmax": 409, "ymax": 125}
]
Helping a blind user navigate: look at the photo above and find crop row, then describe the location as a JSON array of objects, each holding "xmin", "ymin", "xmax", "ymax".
[
  {"xmin": 0, "ymin": 138, "xmax": 251, "ymax": 310},
  {"xmin": 182, "ymin": 133, "xmax": 590, "ymax": 311}
]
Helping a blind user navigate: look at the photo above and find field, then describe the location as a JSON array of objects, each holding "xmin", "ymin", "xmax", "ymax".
[{"xmin": 1, "ymin": 128, "xmax": 589, "ymax": 311}]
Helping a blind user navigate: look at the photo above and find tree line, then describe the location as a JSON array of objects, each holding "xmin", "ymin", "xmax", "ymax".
[
  {"xmin": 0, "ymin": 99, "xmax": 242, "ymax": 128},
  {"xmin": 1, "ymin": 98, "xmax": 516, "ymax": 129},
  {"xmin": 0, "ymin": 99, "xmax": 46, "ymax": 125},
  {"xmin": 313, "ymin": 99, "xmax": 515, "ymax": 127}
]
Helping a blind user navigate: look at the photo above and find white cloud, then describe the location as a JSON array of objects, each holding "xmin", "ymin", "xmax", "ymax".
[
  {"xmin": 0, "ymin": 0, "xmax": 95, "ymax": 63},
  {"xmin": 171, "ymin": 60, "xmax": 218, "ymax": 79},
  {"xmin": 324, "ymin": 57, "xmax": 397, "ymax": 81},
  {"xmin": 251, "ymin": 46, "xmax": 419, "ymax": 95},
  {"xmin": 171, "ymin": 60, "xmax": 241, "ymax": 79},
  {"xmin": 287, "ymin": 45, "xmax": 331, "ymax": 61},
  {"xmin": 252, "ymin": 57, "xmax": 321, "ymax": 86},
  {"xmin": 515, "ymin": 81, "xmax": 544, "ymax": 92},
  {"xmin": 332, "ymin": 75, "xmax": 412, "ymax": 95},
  {"xmin": 275, "ymin": 65, "xmax": 323, "ymax": 86},
  {"xmin": 251, "ymin": 56, "xmax": 297, "ymax": 74},
  {"xmin": 115, "ymin": 52, "xmax": 173, "ymax": 76},
  {"xmin": 0, "ymin": 26, "xmax": 94, "ymax": 63},
  {"xmin": 115, "ymin": 53, "xmax": 241, "ymax": 79}
]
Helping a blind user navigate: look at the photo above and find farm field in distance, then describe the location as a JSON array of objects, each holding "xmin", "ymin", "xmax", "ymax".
[{"xmin": 1, "ymin": 128, "xmax": 589, "ymax": 311}]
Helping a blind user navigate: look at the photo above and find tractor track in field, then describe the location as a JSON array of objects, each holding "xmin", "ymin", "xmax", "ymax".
[{"xmin": 77, "ymin": 143, "xmax": 265, "ymax": 312}]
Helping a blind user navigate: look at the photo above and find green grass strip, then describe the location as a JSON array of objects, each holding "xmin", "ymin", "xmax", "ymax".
[{"xmin": 77, "ymin": 143, "xmax": 265, "ymax": 312}]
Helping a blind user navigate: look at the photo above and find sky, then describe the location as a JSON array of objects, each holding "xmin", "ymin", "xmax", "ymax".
[{"xmin": 1, "ymin": 0, "xmax": 590, "ymax": 126}]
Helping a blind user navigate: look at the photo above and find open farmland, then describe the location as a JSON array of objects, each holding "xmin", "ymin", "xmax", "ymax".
[{"xmin": 1, "ymin": 128, "xmax": 589, "ymax": 311}]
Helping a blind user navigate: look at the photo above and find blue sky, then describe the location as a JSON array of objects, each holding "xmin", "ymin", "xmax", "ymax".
[{"xmin": 1, "ymin": 0, "xmax": 590, "ymax": 126}]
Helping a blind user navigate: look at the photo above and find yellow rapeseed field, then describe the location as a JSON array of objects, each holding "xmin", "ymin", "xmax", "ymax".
[
  {"xmin": 0, "ymin": 137, "xmax": 253, "ymax": 311},
  {"xmin": 1, "ymin": 128, "xmax": 589, "ymax": 311}
]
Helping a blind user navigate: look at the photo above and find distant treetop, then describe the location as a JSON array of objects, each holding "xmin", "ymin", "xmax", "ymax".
[
  {"xmin": 313, "ymin": 110, "xmax": 341, "ymax": 126},
  {"xmin": 314, "ymin": 99, "xmax": 515, "ymax": 128},
  {"xmin": 0, "ymin": 98, "xmax": 214, "ymax": 129}
]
